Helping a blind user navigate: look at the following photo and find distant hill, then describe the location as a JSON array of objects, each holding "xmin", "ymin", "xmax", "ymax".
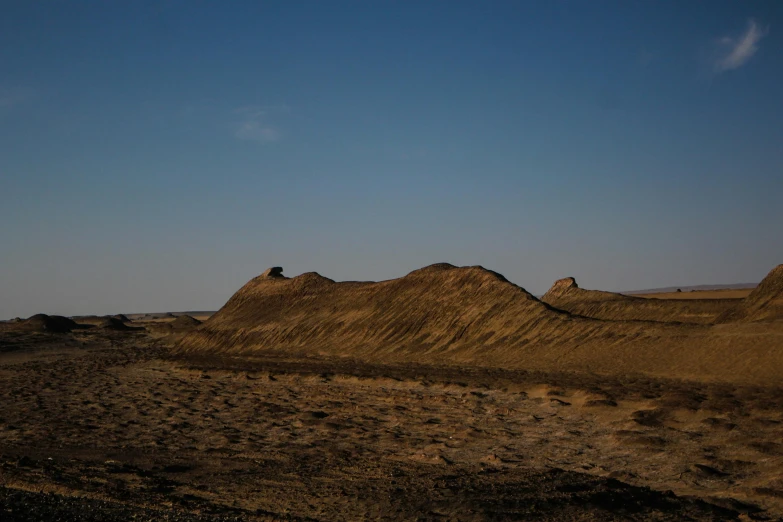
[
  {"xmin": 124, "ymin": 311, "xmax": 216, "ymax": 320},
  {"xmin": 624, "ymin": 283, "xmax": 757, "ymax": 295}
]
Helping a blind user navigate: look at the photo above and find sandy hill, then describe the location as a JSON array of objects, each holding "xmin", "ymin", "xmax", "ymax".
[
  {"xmin": 717, "ymin": 264, "xmax": 783, "ymax": 323},
  {"xmin": 541, "ymin": 277, "xmax": 737, "ymax": 324},
  {"xmin": 175, "ymin": 263, "xmax": 783, "ymax": 384},
  {"xmin": 176, "ymin": 264, "xmax": 668, "ymax": 361},
  {"xmin": 177, "ymin": 263, "xmax": 608, "ymax": 359}
]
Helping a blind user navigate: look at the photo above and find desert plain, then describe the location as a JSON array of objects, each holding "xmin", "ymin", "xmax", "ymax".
[{"xmin": 2, "ymin": 263, "xmax": 783, "ymax": 520}]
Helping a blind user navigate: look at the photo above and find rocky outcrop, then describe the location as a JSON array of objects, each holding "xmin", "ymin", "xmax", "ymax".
[
  {"xmin": 542, "ymin": 277, "xmax": 578, "ymax": 299},
  {"xmin": 260, "ymin": 266, "xmax": 285, "ymax": 279}
]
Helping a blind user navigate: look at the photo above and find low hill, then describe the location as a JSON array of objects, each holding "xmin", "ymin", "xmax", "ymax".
[
  {"xmin": 175, "ymin": 264, "xmax": 783, "ymax": 384},
  {"xmin": 176, "ymin": 264, "xmax": 677, "ymax": 360},
  {"xmin": 170, "ymin": 315, "xmax": 202, "ymax": 329},
  {"xmin": 541, "ymin": 278, "xmax": 737, "ymax": 324},
  {"xmin": 717, "ymin": 264, "xmax": 783, "ymax": 323},
  {"xmin": 177, "ymin": 264, "xmax": 610, "ymax": 361}
]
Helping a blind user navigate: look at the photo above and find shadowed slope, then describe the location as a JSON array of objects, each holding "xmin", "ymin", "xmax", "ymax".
[
  {"xmin": 717, "ymin": 264, "xmax": 783, "ymax": 323},
  {"xmin": 542, "ymin": 278, "xmax": 737, "ymax": 324}
]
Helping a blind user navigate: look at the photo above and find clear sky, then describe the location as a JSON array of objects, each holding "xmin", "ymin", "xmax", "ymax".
[{"xmin": 1, "ymin": 1, "xmax": 782, "ymax": 318}]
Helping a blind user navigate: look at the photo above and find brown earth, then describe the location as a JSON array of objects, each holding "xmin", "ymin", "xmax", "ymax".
[
  {"xmin": 3, "ymin": 262, "xmax": 783, "ymax": 520},
  {"xmin": 1, "ymin": 326, "xmax": 779, "ymax": 520},
  {"xmin": 541, "ymin": 277, "xmax": 739, "ymax": 324},
  {"xmin": 176, "ymin": 264, "xmax": 783, "ymax": 385},
  {"xmin": 635, "ymin": 289, "xmax": 753, "ymax": 300}
]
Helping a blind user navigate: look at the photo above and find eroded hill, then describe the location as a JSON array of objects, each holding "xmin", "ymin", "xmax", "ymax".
[
  {"xmin": 177, "ymin": 263, "xmax": 617, "ymax": 361},
  {"xmin": 176, "ymin": 263, "xmax": 783, "ymax": 384}
]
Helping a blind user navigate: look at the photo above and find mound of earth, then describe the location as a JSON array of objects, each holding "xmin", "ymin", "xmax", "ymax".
[
  {"xmin": 717, "ymin": 264, "xmax": 783, "ymax": 323},
  {"xmin": 171, "ymin": 315, "xmax": 202, "ymax": 329},
  {"xmin": 99, "ymin": 317, "xmax": 143, "ymax": 331},
  {"xmin": 177, "ymin": 264, "xmax": 608, "ymax": 360},
  {"xmin": 175, "ymin": 263, "xmax": 783, "ymax": 384},
  {"xmin": 23, "ymin": 314, "xmax": 79, "ymax": 333},
  {"xmin": 111, "ymin": 314, "xmax": 130, "ymax": 323},
  {"xmin": 176, "ymin": 265, "xmax": 700, "ymax": 378},
  {"xmin": 542, "ymin": 277, "xmax": 737, "ymax": 324}
]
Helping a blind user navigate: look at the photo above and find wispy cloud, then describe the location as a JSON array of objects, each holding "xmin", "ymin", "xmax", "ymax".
[
  {"xmin": 233, "ymin": 105, "xmax": 288, "ymax": 143},
  {"xmin": 715, "ymin": 19, "xmax": 767, "ymax": 72}
]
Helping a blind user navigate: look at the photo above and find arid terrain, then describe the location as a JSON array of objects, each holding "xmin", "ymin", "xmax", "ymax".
[
  {"xmin": 2, "ymin": 263, "xmax": 782, "ymax": 520},
  {"xmin": 634, "ymin": 289, "xmax": 754, "ymax": 300}
]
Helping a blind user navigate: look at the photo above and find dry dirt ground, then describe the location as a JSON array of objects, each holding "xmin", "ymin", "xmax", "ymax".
[{"xmin": 1, "ymin": 326, "xmax": 781, "ymax": 520}]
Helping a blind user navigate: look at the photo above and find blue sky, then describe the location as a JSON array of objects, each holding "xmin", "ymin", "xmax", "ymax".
[{"xmin": 1, "ymin": 1, "xmax": 782, "ymax": 317}]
